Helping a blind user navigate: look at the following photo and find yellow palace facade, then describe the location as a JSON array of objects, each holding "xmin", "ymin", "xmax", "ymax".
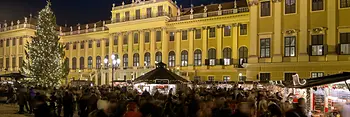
[{"xmin": 0, "ymin": 0, "xmax": 350, "ymax": 85}]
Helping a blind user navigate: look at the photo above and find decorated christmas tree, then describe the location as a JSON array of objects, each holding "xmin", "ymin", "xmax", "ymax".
[{"xmin": 22, "ymin": 1, "xmax": 69, "ymax": 87}]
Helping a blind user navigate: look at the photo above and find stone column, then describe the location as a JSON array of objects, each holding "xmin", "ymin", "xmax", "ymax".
[
  {"xmin": 175, "ymin": 30, "xmax": 181, "ymax": 67},
  {"xmin": 118, "ymin": 33, "xmax": 123, "ymax": 68},
  {"xmin": 84, "ymin": 41, "xmax": 88, "ymax": 71},
  {"xmin": 92, "ymin": 40, "xmax": 97, "ymax": 85},
  {"xmin": 232, "ymin": 23, "xmax": 239, "ymax": 60},
  {"xmin": 9, "ymin": 39, "xmax": 12, "ymax": 71},
  {"xmin": 108, "ymin": 34, "xmax": 114, "ymax": 84},
  {"xmin": 128, "ymin": 32, "xmax": 133, "ymax": 67},
  {"xmin": 216, "ymin": 25, "xmax": 223, "ymax": 60},
  {"xmin": 2, "ymin": 39, "xmax": 6, "ymax": 69},
  {"xmin": 188, "ymin": 28, "xmax": 194, "ymax": 68},
  {"xmin": 139, "ymin": 30, "xmax": 145, "ymax": 67},
  {"xmin": 161, "ymin": 28, "xmax": 169, "ymax": 65},
  {"xmin": 69, "ymin": 42, "xmax": 73, "ymax": 70},
  {"xmin": 77, "ymin": 42, "xmax": 81, "ymax": 70},
  {"xmin": 15, "ymin": 38, "xmax": 19, "ymax": 71},
  {"xmin": 326, "ymin": 0, "xmax": 337, "ymax": 61},
  {"xmin": 273, "ymin": 0, "xmax": 282, "ymax": 62},
  {"xmin": 248, "ymin": 0, "xmax": 259, "ymax": 63},
  {"xmin": 150, "ymin": 29, "xmax": 156, "ymax": 67},
  {"xmin": 202, "ymin": 27, "xmax": 208, "ymax": 65},
  {"xmin": 298, "ymin": 0, "xmax": 309, "ymax": 62}
]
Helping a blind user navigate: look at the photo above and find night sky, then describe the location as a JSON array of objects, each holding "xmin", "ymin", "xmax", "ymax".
[{"xmin": 0, "ymin": 0, "xmax": 234, "ymax": 26}]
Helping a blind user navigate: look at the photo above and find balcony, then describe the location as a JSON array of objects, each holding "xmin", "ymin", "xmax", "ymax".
[
  {"xmin": 169, "ymin": 7, "xmax": 249, "ymax": 22},
  {"xmin": 0, "ymin": 23, "xmax": 36, "ymax": 32},
  {"xmin": 111, "ymin": 12, "xmax": 170, "ymax": 24}
]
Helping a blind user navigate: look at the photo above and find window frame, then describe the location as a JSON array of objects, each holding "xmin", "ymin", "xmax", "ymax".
[
  {"xmin": 144, "ymin": 52, "xmax": 151, "ymax": 67},
  {"xmin": 73, "ymin": 42, "xmax": 77, "ymax": 49},
  {"xmin": 125, "ymin": 11, "xmax": 130, "ymax": 21},
  {"xmin": 260, "ymin": 73, "xmax": 271, "ymax": 81},
  {"xmin": 65, "ymin": 43, "xmax": 70, "ymax": 50},
  {"xmin": 284, "ymin": 72, "xmax": 296, "ymax": 81},
  {"xmin": 80, "ymin": 42, "xmax": 84, "ymax": 49},
  {"xmin": 239, "ymin": 46, "xmax": 248, "ymax": 64},
  {"xmin": 96, "ymin": 56, "xmax": 101, "ymax": 69},
  {"xmin": 284, "ymin": 36, "xmax": 296, "ymax": 57},
  {"xmin": 195, "ymin": 29, "xmax": 201, "ymax": 39},
  {"xmin": 105, "ymin": 39, "xmax": 109, "ymax": 47},
  {"xmin": 144, "ymin": 32, "xmax": 150, "ymax": 43},
  {"xmin": 123, "ymin": 54, "xmax": 128, "ymax": 67},
  {"xmin": 310, "ymin": 34, "xmax": 325, "ymax": 56},
  {"xmin": 114, "ymin": 36, "xmax": 118, "ymax": 45},
  {"xmin": 155, "ymin": 52, "xmax": 162, "ymax": 63},
  {"xmin": 169, "ymin": 32, "xmax": 175, "ymax": 41},
  {"xmin": 97, "ymin": 40, "xmax": 101, "ymax": 47},
  {"xmin": 135, "ymin": 9, "xmax": 141, "ymax": 20},
  {"xmin": 223, "ymin": 48, "xmax": 232, "ymax": 65},
  {"xmin": 208, "ymin": 48, "xmax": 216, "ymax": 66},
  {"xmin": 312, "ymin": 0, "xmax": 324, "ymax": 11},
  {"xmin": 209, "ymin": 27, "xmax": 216, "ymax": 38},
  {"xmin": 340, "ymin": 0, "xmax": 350, "ymax": 8},
  {"xmin": 311, "ymin": 72, "xmax": 324, "ymax": 78},
  {"xmin": 260, "ymin": 38, "xmax": 271, "ymax": 58},
  {"xmin": 240, "ymin": 24, "xmax": 248, "ymax": 35},
  {"xmin": 80, "ymin": 57, "xmax": 84, "ymax": 70},
  {"xmin": 12, "ymin": 57, "xmax": 16, "ymax": 68},
  {"xmin": 340, "ymin": 33, "xmax": 350, "ymax": 55},
  {"xmin": 88, "ymin": 56, "xmax": 93, "ymax": 69},
  {"xmin": 147, "ymin": 8, "xmax": 152, "ymax": 18},
  {"xmin": 194, "ymin": 49, "xmax": 202, "ymax": 66},
  {"xmin": 224, "ymin": 26, "xmax": 231, "ymax": 37},
  {"xmin": 260, "ymin": 1, "xmax": 271, "ymax": 17},
  {"xmin": 208, "ymin": 76, "xmax": 215, "ymax": 81},
  {"xmin": 168, "ymin": 51, "xmax": 175, "ymax": 67},
  {"xmin": 89, "ymin": 41, "xmax": 92, "ymax": 48},
  {"xmin": 156, "ymin": 31, "xmax": 162, "ymax": 42},
  {"xmin": 72, "ymin": 57, "xmax": 77, "ymax": 70},
  {"xmin": 133, "ymin": 33, "xmax": 139, "ymax": 44},
  {"xmin": 133, "ymin": 53, "xmax": 140, "ymax": 67},
  {"xmin": 285, "ymin": 0, "xmax": 296, "ymax": 14},
  {"xmin": 182, "ymin": 30, "xmax": 188, "ymax": 40},
  {"xmin": 123, "ymin": 35, "xmax": 128, "ymax": 45},
  {"xmin": 181, "ymin": 50, "xmax": 188, "ymax": 67},
  {"xmin": 223, "ymin": 76, "xmax": 230, "ymax": 82}
]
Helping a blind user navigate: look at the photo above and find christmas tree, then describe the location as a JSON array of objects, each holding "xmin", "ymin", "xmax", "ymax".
[{"xmin": 22, "ymin": 1, "xmax": 69, "ymax": 87}]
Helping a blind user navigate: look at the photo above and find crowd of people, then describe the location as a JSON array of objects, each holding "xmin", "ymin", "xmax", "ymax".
[{"xmin": 2, "ymin": 84, "xmax": 349, "ymax": 117}]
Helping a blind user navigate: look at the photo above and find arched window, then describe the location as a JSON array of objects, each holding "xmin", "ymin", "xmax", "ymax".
[
  {"xmin": 208, "ymin": 48, "xmax": 216, "ymax": 66},
  {"xmin": 123, "ymin": 54, "xmax": 128, "ymax": 67},
  {"xmin": 155, "ymin": 52, "xmax": 162, "ymax": 63},
  {"xmin": 88, "ymin": 56, "xmax": 92, "ymax": 69},
  {"xmin": 65, "ymin": 58, "xmax": 69, "ymax": 69},
  {"xmin": 80, "ymin": 57, "xmax": 84, "ymax": 70},
  {"xmin": 96, "ymin": 56, "xmax": 101, "ymax": 69},
  {"xmin": 104, "ymin": 55, "xmax": 109, "ymax": 67},
  {"xmin": 133, "ymin": 53, "xmax": 139, "ymax": 67},
  {"xmin": 168, "ymin": 51, "xmax": 175, "ymax": 67},
  {"xmin": 194, "ymin": 49, "xmax": 202, "ymax": 66},
  {"xmin": 223, "ymin": 48, "xmax": 232, "ymax": 65},
  {"xmin": 239, "ymin": 46, "xmax": 248, "ymax": 65},
  {"xmin": 72, "ymin": 57, "xmax": 77, "ymax": 70},
  {"xmin": 144, "ymin": 52, "xmax": 151, "ymax": 67},
  {"xmin": 181, "ymin": 50, "xmax": 188, "ymax": 66}
]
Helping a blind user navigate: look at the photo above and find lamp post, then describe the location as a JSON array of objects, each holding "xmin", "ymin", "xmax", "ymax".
[{"xmin": 111, "ymin": 54, "xmax": 116, "ymax": 89}]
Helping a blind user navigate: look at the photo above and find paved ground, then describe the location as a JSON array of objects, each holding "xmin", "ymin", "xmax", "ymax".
[{"xmin": 0, "ymin": 104, "xmax": 31, "ymax": 117}]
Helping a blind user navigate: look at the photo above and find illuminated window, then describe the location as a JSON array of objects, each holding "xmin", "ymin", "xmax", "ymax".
[
  {"xmin": 88, "ymin": 56, "xmax": 92, "ymax": 69},
  {"xmin": 223, "ymin": 76, "xmax": 230, "ymax": 82},
  {"xmin": 156, "ymin": 52, "xmax": 162, "ymax": 62},
  {"xmin": 88, "ymin": 41, "xmax": 92, "ymax": 48},
  {"xmin": 260, "ymin": 38, "xmax": 270, "ymax": 58},
  {"xmin": 310, "ymin": 35, "xmax": 324, "ymax": 56},
  {"xmin": 181, "ymin": 50, "xmax": 188, "ymax": 67},
  {"xmin": 239, "ymin": 47, "xmax": 248, "ymax": 65},
  {"xmin": 208, "ymin": 76, "xmax": 214, "ymax": 81},
  {"xmin": 123, "ymin": 54, "xmax": 128, "ymax": 67},
  {"xmin": 133, "ymin": 53, "xmax": 139, "ymax": 67},
  {"xmin": 340, "ymin": 33, "xmax": 350, "ymax": 55},
  {"xmin": 311, "ymin": 72, "xmax": 324, "ymax": 78},
  {"xmin": 223, "ymin": 48, "xmax": 232, "ymax": 65},
  {"xmin": 168, "ymin": 51, "xmax": 175, "ymax": 67},
  {"xmin": 284, "ymin": 36, "xmax": 296, "ymax": 57},
  {"xmin": 96, "ymin": 56, "xmax": 101, "ymax": 69},
  {"xmin": 80, "ymin": 42, "xmax": 84, "ymax": 49},
  {"xmin": 194, "ymin": 49, "xmax": 202, "ymax": 66},
  {"xmin": 208, "ymin": 48, "xmax": 216, "ymax": 66},
  {"xmin": 144, "ymin": 52, "xmax": 150, "ymax": 66},
  {"xmin": 80, "ymin": 57, "xmax": 84, "ymax": 70}
]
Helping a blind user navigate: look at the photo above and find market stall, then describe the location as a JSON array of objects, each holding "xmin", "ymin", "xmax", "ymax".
[
  {"xmin": 133, "ymin": 62, "xmax": 189, "ymax": 95},
  {"xmin": 279, "ymin": 72, "xmax": 350, "ymax": 116}
]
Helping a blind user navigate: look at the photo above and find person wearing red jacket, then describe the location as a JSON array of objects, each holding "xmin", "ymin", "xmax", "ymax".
[{"xmin": 123, "ymin": 102, "xmax": 142, "ymax": 117}]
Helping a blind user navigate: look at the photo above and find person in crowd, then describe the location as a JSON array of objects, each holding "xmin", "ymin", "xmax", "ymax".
[
  {"xmin": 17, "ymin": 87, "xmax": 27, "ymax": 114},
  {"xmin": 286, "ymin": 98, "xmax": 307, "ymax": 117},
  {"xmin": 88, "ymin": 99, "xmax": 118, "ymax": 117},
  {"xmin": 34, "ymin": 94, "xmax": 52, "ymax": 117},
  {"xmin": 123, "ymin": 102, "xmax": 142, "ymax": 117},
  {"xmin": 63, "ymin": 91, "xmax": 74, "ymax": 117}
]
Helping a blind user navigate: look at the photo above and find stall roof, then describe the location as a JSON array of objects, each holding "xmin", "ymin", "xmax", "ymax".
[
  {"xmin": 0, "ymin": 73, "xmax": 31, "ymax": 80},
  {"xmin": 133, "ymin": 62, "xmax": 189, "ymax": 83},
  {"xmin": 282, "ymin": 72, "xmax": 350, "ymax": 88}
]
